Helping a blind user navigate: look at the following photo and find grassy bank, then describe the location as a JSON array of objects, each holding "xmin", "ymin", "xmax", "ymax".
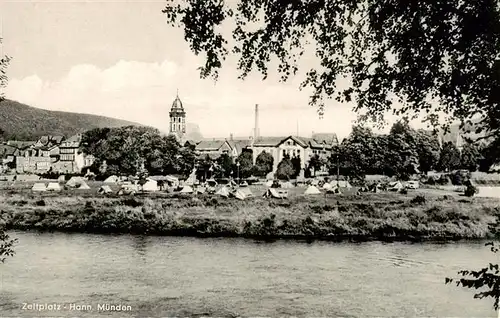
[{"xmin": 1, "ymin": 189, "xmax": 499, "ymax": 242}]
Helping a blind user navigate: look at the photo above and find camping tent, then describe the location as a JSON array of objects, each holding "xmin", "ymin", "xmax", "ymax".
[
  {"xmin": 180, "ymin": 185, "xmax": 194, "ymax": 194},
  {"xmin": 206, "ymin": 178, "xmax": 218, "ymax": 187},
  {"xmin": 234, "ymin": 189, "xmax": 248, "ymax": 200},
  {"xmin": 240, "ymin": 181, "xmax": 248, "ymax": 187},
  {"xmin": 311, "ymin": 179, "xmax": 319, "ymax": 186},
  {"xmin": 330, "ymin": 180, "xmax": 352, "ymax": 188},
  {"xmin": 388, "ymin": 181, "xmax": 404, "ymax": 191},
  {"xmin": 304, "ymin": 185, "xmax": 321, "ymax": 195},
  {"xmin": 98, "ymin": 185, "xmax": 113, "ymax": 194},
  {"xmin": 66, "ymin": 176, "xmax": 84, "ymax": 188},
  {"xmin": 240, "ymin": 187, "xmax": 253, "ymax": 197},
  {"xmin": 216, "ymin": 186, "xmax": 230, "ymax": 198},
  {"xmin": 58, "ymin": 175, "xmax": 66, "ymax": 183},
  {"xmin": 265, "ymin": 180, "xmax": 273, "ymax": 187},
  {"xmin": 263, "ymin": 188, "xmax": 288, "ymax": 198},
  {"xmin": 281, "ymin": 181, "xmax": 294, "ymax": 189},
  {"xmin": 142, "ymin": 179, "xmax": 158, "ymax": 192},
  {"xmin": 322, "ymin": 182, "xmax": 332, "ymax": 190},
  {"xmin": 46, "ymin": 182, "xmax": 62, "ymax": 192},
  {"xmin": 185, "ymin": 168, "xmax": 197, "ymax": 186},
  {"xmin": 32, "ymin": 183, "xmax": 47, "ymax": 192},
  {"xmin": 196, "ymin": 187, "xmax": 206, "ymax": 194},
  {"xmin": 266, "ymin": 172, "xmax": 274, "ymax": 180},
  {"xmin": 77, "ymin": 181, "xmax": 91, "ymax": 190},
  {"xmin": 104, "ymin": 175, "xmax": 119, "ymax": 183},
  {"xmin": 327, "ymin": 186, "xmax": 341, "ymax": 194}
]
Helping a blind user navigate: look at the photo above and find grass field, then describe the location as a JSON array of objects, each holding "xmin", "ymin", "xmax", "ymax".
[{"xmin": 1, "ymin": 180, "xmax": 499, "ymax": 241}]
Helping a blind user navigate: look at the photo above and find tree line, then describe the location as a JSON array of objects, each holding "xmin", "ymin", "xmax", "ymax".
[{"xmin": 330, "ymin": 121, "xmax": 495, "ymax": 182}]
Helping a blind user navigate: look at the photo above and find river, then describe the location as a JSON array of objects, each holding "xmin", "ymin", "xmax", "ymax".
[{"xmin": 1, "ymin": 231, "xmax": 497, "ymax": 317}]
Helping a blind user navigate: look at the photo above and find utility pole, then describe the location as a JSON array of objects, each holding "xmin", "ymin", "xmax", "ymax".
[{"xmin": 337, "ymin": 153, "xmax": 340, "ymax": 182}]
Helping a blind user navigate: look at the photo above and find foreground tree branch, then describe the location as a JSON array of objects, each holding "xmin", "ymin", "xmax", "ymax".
[{"xmin": 163, "ymin": 0, "xmax": 500, "ymax": 135}]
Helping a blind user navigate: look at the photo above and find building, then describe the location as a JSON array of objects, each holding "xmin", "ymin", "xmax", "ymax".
[
  {"xmin": 15, "ymin": 148, "xmax": 55, "ymax": 174},
  {"xmin": 51, "ymin": 134, "xmax": 86, "ymax": 173},
  {"xmin": 169, "ymin": 91, "xmax": 186, "ymax": 140},
  {"xmin": 251, "ymin": 134, "xmax": 338, "ymax": 173},
  {"xmin": 194, "ymin": 139, "xmax": 235, "ymax": 160}
]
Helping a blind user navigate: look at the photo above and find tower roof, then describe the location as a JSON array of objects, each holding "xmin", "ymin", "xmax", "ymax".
[{"xmin": 171, "ymin": 90, "xmax": 183, "ymax": 110}]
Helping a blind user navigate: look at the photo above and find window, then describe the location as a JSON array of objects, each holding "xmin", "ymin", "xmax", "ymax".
[
  {"xmin": 282, "ymin": 149, "xmax": 286, "ymax": 157},
  {"xmin": 297, "ymin": 150, "xmax": 300, "ymax": 157}
]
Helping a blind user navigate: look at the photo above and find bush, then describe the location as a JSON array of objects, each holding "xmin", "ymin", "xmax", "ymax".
[
  {"xmin": 437, "ymin": 175, "xmax": 450, "ymax": 185},
  {"xmin": 465, "ymin": 185, "xmax": 478, "ymax": 197},
  {"xmin": 410, "ymin": 195, "xmax": 426, "ymax": 205}
]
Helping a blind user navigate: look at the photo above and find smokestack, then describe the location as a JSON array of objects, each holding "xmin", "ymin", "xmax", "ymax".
[
  {"xmin": 230, "ymin": 133, "xmax": 233, "ymax": 141},
  {"xmin": 254, "ymin": 104, "xmax": 260, "ymax": 140}
]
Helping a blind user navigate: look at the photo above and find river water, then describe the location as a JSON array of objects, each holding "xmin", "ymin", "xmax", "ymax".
[{"xmin": 1, "ymin": 231, "xmax": 497, "ymax": 317}]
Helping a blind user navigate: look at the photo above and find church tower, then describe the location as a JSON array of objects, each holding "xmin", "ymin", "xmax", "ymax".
[{"xmin": 169, "ymin": 90, "xmax": 186, "ymax": 138}]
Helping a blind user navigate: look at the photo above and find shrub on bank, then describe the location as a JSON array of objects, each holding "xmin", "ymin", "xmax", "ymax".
[{"xmin": 0, "ymin": 191, "xmax": 497, "ymax": 240}]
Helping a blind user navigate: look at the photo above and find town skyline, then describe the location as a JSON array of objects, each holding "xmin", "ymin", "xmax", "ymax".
[{"xmin": 2, "ymin": 0, "xmax": 442, "ymax": 141}]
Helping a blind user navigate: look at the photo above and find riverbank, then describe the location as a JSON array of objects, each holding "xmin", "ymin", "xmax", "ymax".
[{"xmin": 0, "ymin": 190, "xmax": 499, "ymax": 241}]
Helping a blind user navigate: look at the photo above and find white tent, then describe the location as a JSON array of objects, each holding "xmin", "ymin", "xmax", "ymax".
[
  {"xmin": 266, "ymin": 172, "xmax": 274, "ymax": 180},
  {"xmin": 388, "ymin": 181, "xmax": 404, "ymax": 191},
  {"xmin": 196, "ymin": 187, "xmax": 206, "ymax": 194},
  {"xmin": 265, "ymin": 180, "xmax": 273, "ymax": 187},
  {"xmin": 77, "ymin": 181, "xmax": 91, "ymax": 190},
  {"xmin": 98, "ymin": 185, "xmax": 113, "ymax": 194},
  {"xmin": 311, "ymin": 179, "xmax": 319, "ymax": 186},
  {"xmin": 234, "ymin": 189, "xmax": 247, "ymax": 200},
  {"xmin": 104, "ymin": 175, "xmax": 119, "ymax": 183},
  {"xmin": 330, "ymin": 180, "xmax": 352, "ymax": 188},
  {"xmin": 240, "ymin": 187, "xmax": 253, "ymax": 198},
  {"xmin": 322, "ymin": 182, "xmax": 332, "ymax": 190},
  {"xmin": 304, "ymin": 185, "xmax": 321, "ymax": 195},
  {"xmin": 180, "ymin": 185, "xmax": 194, "ymax": 193},
  {"xmin": 216, "ymin": 186, "xmax": 230, "ymax": 198},
  {"xmin": 142, "ymin": 179, "xmax": 158, "ymax": 192},
  {"xmin": 263, "ymin": 188, "xmax": 288, "ymax": 198},
  {"xmin": 281, "ymin": 181, "xmax": 294, "ymax": 189},
  {"xmin": 46, "ymin": 182, "xmax": 62, "ymax": 192},
  {"xmin": 58, "ymin": 175, "xmax": 66, "ymax": 183},
  {"xmin": 327, "ymin": 186, "xmax": 341, "ymax": 194},
  {"xmin": 240, "ymin": 181, "xmax": 248, "ymax": 187},
  {"xmin": 32, "ymin": 183, "xmax": 47, "ymax": 192},
  {"xmin": 206, "ymin": 178, "xmax": 218, "ymax": 187},
  {"xmin": 185, "ymin": 168, "xmax": 196, "ymax": 186},
  {"xmin": 66, "ymin": 176, "xmax": 84, "ymax": 188}
]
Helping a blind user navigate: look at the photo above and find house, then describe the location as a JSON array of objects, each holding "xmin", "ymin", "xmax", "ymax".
[
  {"xmin": 194, "ymin": 139, "xmax": 235, "ymax": 160},
  {"xmin": 15, "ymin": 148, "xmax": 55, "ymax": 174},
  {"xmin": 52, "ymin": 134, "xmax": 95, "ymax": 173},
  {"xmin": 251, "ymin": 134, "xmax": 338, "ymax": 173}
]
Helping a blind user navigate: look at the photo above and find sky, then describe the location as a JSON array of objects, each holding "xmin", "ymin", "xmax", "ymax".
[{"xmin": 0, "ymin": 0, "xmax": 428, "ymax": 140}]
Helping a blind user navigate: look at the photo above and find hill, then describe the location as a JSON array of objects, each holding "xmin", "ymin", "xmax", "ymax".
[{"xmin": 0, "ymin": 99, "xmax": 142, "ymax": 140}]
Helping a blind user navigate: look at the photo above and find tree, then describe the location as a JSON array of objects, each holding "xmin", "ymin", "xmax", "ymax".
[
  {"xmin": 236, "ymin": 149, "xmax": 254, "ymax": 179},
  {"xmin": 308, "ymin": 154, "xmax": 322, "ymax": 177},
  {"xmin": 216, "ymin": 153, "xmax": 234, "ymax": 178},
  {"xmin": 415, "ymin": 130, "xmax": 441, "ymax": 174},
  {"xmin": 163, "ymin": 1, "xmax": 500, "ymax": 140},
  {"xmin": 446, "ymin": 242, "xmax": 500, "ymax": 311},
  {"xmin": 0, "ymin": 38, "xmax": 15, "ymax": 263},
  {"xmin": 437, "ymin": 141, "xmax": 461, "ymax": 172},
  {"xmin": 460, "ymin": 142, "xmax": 482, "ymax": 172},
  {"xmin": 0, "ymin": 227, "xmax": 16, "ymax": 263},
  {"xmin": 254, "ymin": 151, "xmax": 274, "ymax": 177},
  {"xmin": 275, "ymin": 157, "xmax": 294, "ymax": 180},
  {"xmin": 290, "ymin": 155, "xmax": 301, "ymax": 178},
  {"xmin": 385, "ymin": 121, "xmax": 420, "ymax": 180}
]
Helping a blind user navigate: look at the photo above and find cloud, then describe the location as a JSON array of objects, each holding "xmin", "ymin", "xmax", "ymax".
[{"xmin": 5, "ymin": 58, "xmax": 359, "ymax": 139}]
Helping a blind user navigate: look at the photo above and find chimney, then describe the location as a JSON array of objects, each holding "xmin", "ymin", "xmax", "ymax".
[
  {"xmin": 254, "ymin": 104, "xmax": 260, "ymax": 140},
  {"xmin": 230, "ymin": 133, "xmax": 233, "ymax": 141}
]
